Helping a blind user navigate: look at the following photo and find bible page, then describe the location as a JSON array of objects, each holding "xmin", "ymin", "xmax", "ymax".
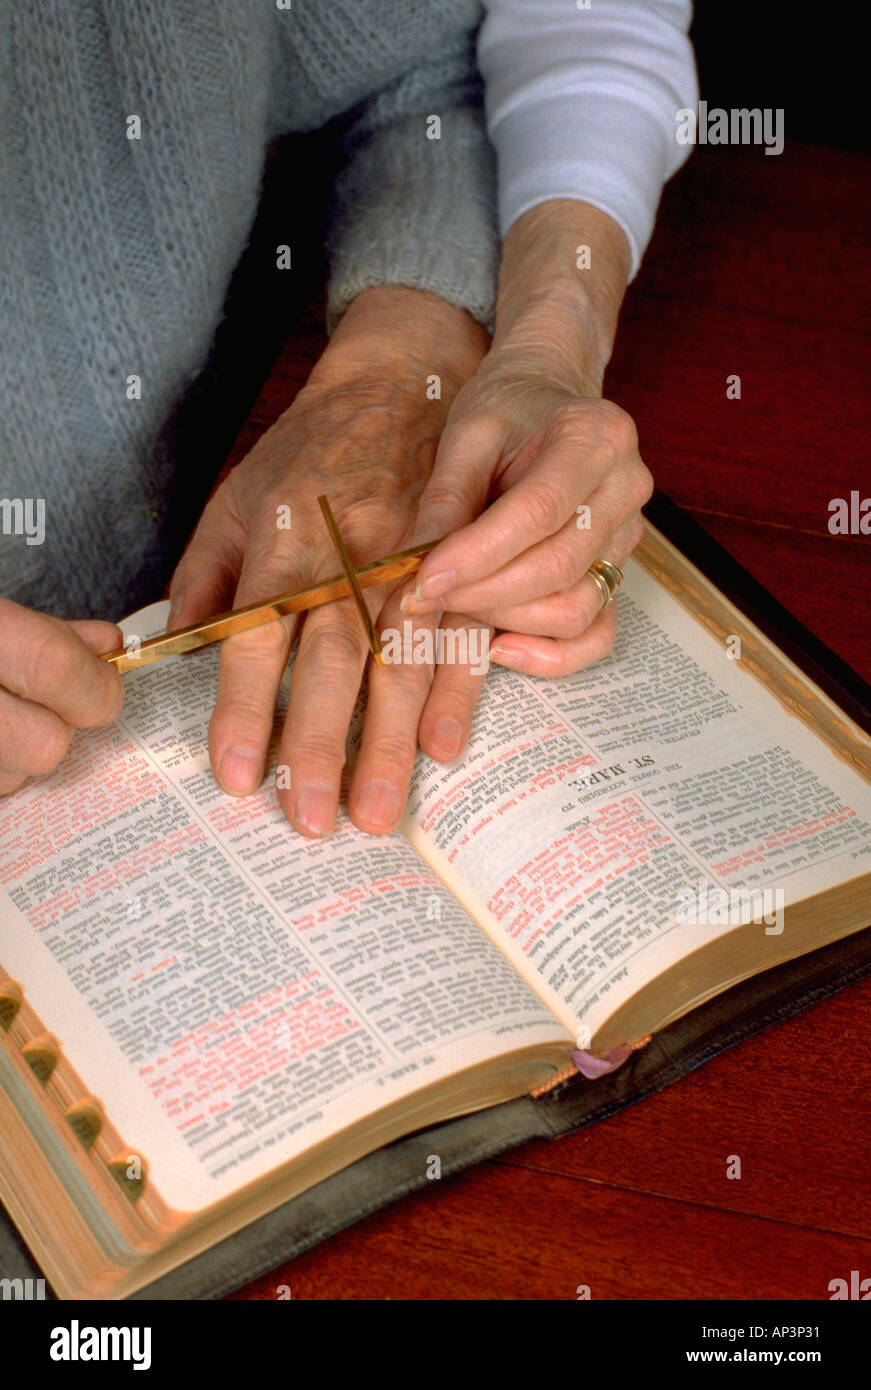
[
  {"xmin": 401, "ymin": 559, "xmax": 871, "ymax": 1044},
  {"xmin": 0, "ymin": 603, "xmax": 569, "ymax": 1213}
]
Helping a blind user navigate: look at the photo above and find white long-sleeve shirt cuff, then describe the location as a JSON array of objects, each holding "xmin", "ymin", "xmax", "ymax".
[{"xmin": 479, "ymin": 1, "xmax": 698, "ymax": 279}]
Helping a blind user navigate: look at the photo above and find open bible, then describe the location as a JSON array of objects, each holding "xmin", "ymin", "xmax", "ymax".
[{"xmin": 1, "ymin": 513, "xmax": 870, "ymax": 1299}]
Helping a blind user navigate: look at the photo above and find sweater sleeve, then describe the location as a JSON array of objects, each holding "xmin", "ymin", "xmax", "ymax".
[
  {"xmin": 322, "ymin": 29, "xmax": 500, "ymax": 335},
  {"xmin": 478, "ymin": 0, "xmax": 698, "ymax": 279}
]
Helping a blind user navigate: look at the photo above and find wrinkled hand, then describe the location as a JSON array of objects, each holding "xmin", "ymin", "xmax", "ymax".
[
  {"xmin": 168, "ymin": 287, "xmax": 490, "ymax": 838},
  {"xmin": 168, "ymin": 259, "xmax": 650, "ymax": 840},
  {"xmin": 0, "ymin": 599, "xmax": 123, "ymax": 794},
  {"xmin": 403, "ymin": 343, "xmax": 653, "ymax": 674}
]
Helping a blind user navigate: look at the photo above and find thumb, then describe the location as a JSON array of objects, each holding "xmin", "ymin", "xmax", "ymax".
[
  {"xmin": 166, "ymin": 493, "xmax": 246, "ymax": 632},
  {"xmin": 413, "ymin": 414, "xmax": 502, "ymax": 542},
  {"xmin": 67, "ymin": 619, "xmax": 125, "ymax": 656},
  {"xmin": 410, "ymin": 413, "xmax": 503, "ymax": 595}
]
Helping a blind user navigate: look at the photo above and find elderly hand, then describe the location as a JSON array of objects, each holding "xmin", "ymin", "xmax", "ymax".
[
  {"xmin": 168, "ymin": 203, "xmax": 647, "ymax": 839},
  {"xmin": 403, "ymin": 201, "xmax": 653, "ymax": 674},
  {"xmin": 167, "ymin": 286, "xmax": 490, "ymax": 838},
  {"xmin": 402, "ymin": 355, "xmax": 652, "ymax": 673}
]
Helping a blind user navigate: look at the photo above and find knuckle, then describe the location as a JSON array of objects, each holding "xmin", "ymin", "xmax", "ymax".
[
  {"xmin": 598, "ymin": 399, "xmax": 638, "ymax": 452},
  {"xmin": 365, "ymin": 732, "xmax": 416, "ymax": 775},
  {"xmin": 629, "ymin": 459, "xmax": 654, "ymax": 509},
  {"xmin": 383, "ymin": 658, "xmax": 433, "ymax": 692},
  {"xmin": 420, "ymin": 478, "xmax": 472, "ymax": 516},
  {"xmin": 27, "ymin": 720, "xmax": 71, "ymax": 774},
  {"xmin": 588, "ymin": 617, "xmax": 617, "ymax": 664},
  {"xmin": 539, "ymin": 591, "xmax": 588, "ymax": 641},
  {"xmin": 591, "ymin": 494, "xmax": 619, "ymax": 540},
  {"xmin": 436, "ymin": 639, "xmax": 489, "ymax": 684},
  {"xmin": 426, "ymin": 675, "xmax": 474, "ymax": 710},
  {"xmin": 291, "ymin": 730, "xmax": 346, "ymax": 771},
  {"xmin": 522, "ymin": 478, "xmax": 565, "ymax": 534},
  {"xmin": 562, "ymin": 591, "xmax": 595, "ymax": 637},
  {"xmin": 301, "ymin": 622, "xmax": 364, "ymax": 675},
  {"xmin": 625, "ymin": 510, "xmax": 646, "ymax": 553},
  {"xmin": 526, "ymin": 646, "xmax": 573, "ymax": 679},
  {"xmin": 19, "ymin": 626, "xmax": 74, "ymax": 706},
  {"xmin": 18, "ymin": 621, "xmax": 120, "ymax": 726},
  {"xmin": 83, "ymin": 670, "xmax": 125, "ymax": 726},
  {"xmin": 211, "ymin": 697, "xmax": 267, "ymax": 740},
  {"xmin": 330, "ymin": 501, "xmax": 393, "ymax": 557},
  {"xmin": 226, "ymin": 617, "xmax": 291, "ymax": 661},
  {"xmin": 553, "ymin": 652, "xmax": 577, "ymax": 678},
  {"xmin": 550, "ymin": 402, "xmax": 591, "ymax": 451},
  {"xmin": 250, "ymin": 617, "xmax": 292, "ymax": 655},
  {"xmin": 547, "ymin": 538, "xmax": 581, "ymax": 592}
]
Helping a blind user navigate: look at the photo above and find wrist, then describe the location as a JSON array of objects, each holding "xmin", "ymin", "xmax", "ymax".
[
  {"xmin": 318, "ymin": 285, "xmax": 489, "ymax": 393},
  {"xmin": 488, "ymin": 292, "xmax": 608, "ymax": 397},
  {"xmin": 491, "ymin": 200, "xmax": 632, "ymax": 394}
]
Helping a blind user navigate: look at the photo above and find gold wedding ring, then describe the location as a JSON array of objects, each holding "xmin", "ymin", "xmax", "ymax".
[{"xmin": 587, "ymin": 558, "xmax": 624, "ymax": 610}]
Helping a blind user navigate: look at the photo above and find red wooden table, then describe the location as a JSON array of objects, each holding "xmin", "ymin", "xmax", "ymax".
[{"xmin": 225, "ymin": 140, "xmax": 871, "ymax": 1300}]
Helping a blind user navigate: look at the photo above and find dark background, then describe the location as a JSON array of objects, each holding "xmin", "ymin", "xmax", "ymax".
[{"xmin": 691, "ymin": 1, "xmax": 866, "ymax": 152}]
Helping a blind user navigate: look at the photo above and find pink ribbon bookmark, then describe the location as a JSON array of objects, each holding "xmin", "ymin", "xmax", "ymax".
[{"xmin": 570, "ymin": 1035, "xmax": 651, "ymax": 1079}]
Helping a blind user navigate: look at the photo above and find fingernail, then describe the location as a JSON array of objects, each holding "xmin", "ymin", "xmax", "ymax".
[
  {"xmin": 400, "ymin": 592, "xmax": 441, "ymax": 615},
  {"xmin": 432, "ymin": 716, "xmax": 464, "ymax": 759},
  {"xmin": 357, "ymin": 779, "xmax": 401, "ymax": 828},
  {"xmin": 414, "ymin": 569, "xmax": 457, "ymax": 602},
  {"xmin": 217, "ymin": 746, "xmax": 262, "ymax": 795},
  {"xmin": 489, "ymin": 645, "xmax": 527, "ymax": 672},
  {"xmin": 167, "ymin": 594, "xmax": 184, "ymax": 629},
  {"xmin": 294, "ymin": 782, "xmax": 335, "ymax": 836}
]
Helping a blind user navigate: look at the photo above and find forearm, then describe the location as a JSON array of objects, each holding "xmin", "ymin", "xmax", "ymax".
[{"xmin": 489, "ymin": 199, "xmax": 632, "ymax": 396}]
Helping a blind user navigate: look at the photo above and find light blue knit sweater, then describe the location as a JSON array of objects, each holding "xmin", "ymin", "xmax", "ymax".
[{"xmin": 0, "ymin": 1, "xmax": 499, "ymax": 618}]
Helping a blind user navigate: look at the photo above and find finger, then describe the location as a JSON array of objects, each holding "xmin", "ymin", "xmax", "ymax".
[
  {"xmin": 0, "ymin": 769, "xmax": 27, "ymax": 796},
  {"xmin": 448, "ymin": 511, "xmax": 644, "ymax": 638},
  {"xmin": 208, "ymin": 520, "xmax": 310, "ymax": 796},
  {"xmin": 277, "ymin": 598, "xmax": 373, "ymax": 836},
  {"xmin": 489, "ymin": 604, "xmax": 619, "ymax": 678},
  {"xmin": 409, "ymin": 401, "xmax": 638, "ymax": 603},
  {"xmin": 67, "ymin": 619, "xmax": 126, "ymax": 655},
  {"xmin": 412, "ymin": 414, "xmax": 504, "ymax": 542},
  {"xmin": 405, "ymin": 474, "xmax": 647, "ymax": 615},
  {"xmin": 0, "ymin": 598, "xmax": 124, "ymax": 728},
  {"xmin": 0, "ymin": 686, "xmax": 73, "ymax": 777},
  {"xmin": 348, "ymin": 605, "xmax": 443, "ymax": 833},
  {"xmin": 166, "ymin": 491, "xmax": 247, "ymax": 631},
  {"xmin": 417, "ymin": 614, "xmax": 492, "ymax": 764}
]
